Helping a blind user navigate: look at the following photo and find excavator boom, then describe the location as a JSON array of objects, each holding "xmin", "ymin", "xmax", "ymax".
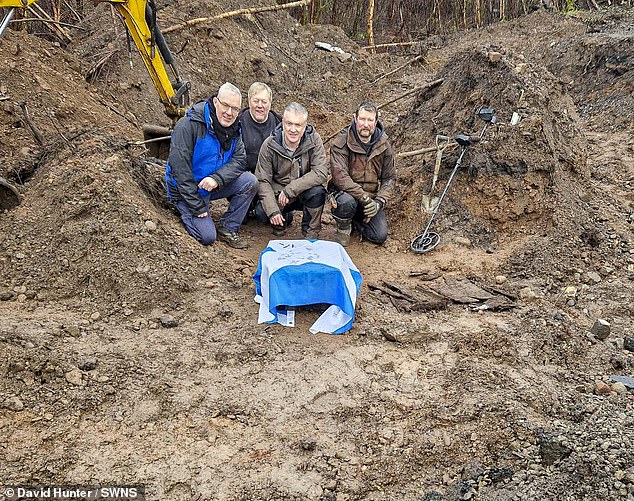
[{"xmin": 1, "ymin": 0, "xmax": 189, "ymax": 123}]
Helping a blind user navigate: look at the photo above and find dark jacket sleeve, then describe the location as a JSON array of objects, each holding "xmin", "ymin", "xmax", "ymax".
[
  {"xmin": 283, "ymin": 132, "xmax": 330, "ymax": 199},
  {"xmin": 254, "ymin": 138, "xmax": 280, "ymax": 218},
  {"xmin": 376, "ymin": 142, "xmax": 396, "ymax": 205},
  {"xmin": 210, "ymin": 136, "xmax": 248, "ymax": 188},
  {"xmin": 168, "ymin": 117, "xmax": 206, "ymax": 215},
  {"xmin": 330, "ymin": 133, "xmax": 366, "ymax": 201}
]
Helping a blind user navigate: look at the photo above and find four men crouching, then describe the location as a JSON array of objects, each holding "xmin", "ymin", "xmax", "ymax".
[{"xmin": 167, "ymin": 84, "xmax": 395, "ymax": 248}]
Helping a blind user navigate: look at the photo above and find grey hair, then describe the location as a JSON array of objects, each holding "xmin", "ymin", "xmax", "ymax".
[
  {"xmin": 248, "ymin": 82, "xmax": 272, "ymax": 102},
  {"xmin": 218, "ymin": 82, "xmax": 241, "ymax": 100},
  {"xmin": 284, "ymin": 102, "xmax": 308, "ymax": 120}
]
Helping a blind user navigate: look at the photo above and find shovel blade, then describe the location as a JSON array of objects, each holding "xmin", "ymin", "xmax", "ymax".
[{"xmin": 421, "ymin": 194, "xmax": 439, "ymax": 213}]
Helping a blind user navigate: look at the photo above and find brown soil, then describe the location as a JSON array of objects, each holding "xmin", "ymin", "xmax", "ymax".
[{"xmin": 1, "ymin": 4, "xmax": 633, "ymax": 501}]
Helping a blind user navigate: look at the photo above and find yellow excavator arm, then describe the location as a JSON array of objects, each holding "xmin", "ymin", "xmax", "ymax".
[{"xmin": 0, "ymin": 0, "xmax": 190, "ymax": 122}]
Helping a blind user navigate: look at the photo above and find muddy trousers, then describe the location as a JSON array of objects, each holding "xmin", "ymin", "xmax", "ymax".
[
  {"xmin": 255, "ymin": 185, "xmax": 326, "ymax": 236},
  {"xmin": 331, "ymin": 191, "xmax": 388, "ymax": 244},
  {"xmin": 174, "ymin": 171, "xmax": 258, "ymax": 246}
]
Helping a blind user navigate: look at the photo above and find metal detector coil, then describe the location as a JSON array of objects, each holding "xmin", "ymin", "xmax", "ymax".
[{"xmin": 411, "ymin": 106, "xmax": 496, "ymax": 254}]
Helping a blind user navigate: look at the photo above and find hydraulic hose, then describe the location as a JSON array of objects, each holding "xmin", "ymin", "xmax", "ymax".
[{"xmin": 0, "ymin": 8, "xmax": 15, "ymax": 38}]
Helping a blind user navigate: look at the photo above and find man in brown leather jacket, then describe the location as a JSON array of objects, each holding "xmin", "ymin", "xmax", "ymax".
[
  {"xmin": 254, "ymin": 102, "xmax": 329, "ymax": 239},
  {"xmin": 330, "ymin": 101, "xmax": 396, "ymax": 246}
]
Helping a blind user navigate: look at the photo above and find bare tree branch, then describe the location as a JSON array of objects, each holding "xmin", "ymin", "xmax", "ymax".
[
  {"xmin": 163, "ymin": 0, "xmax": 312, "ymax": 34},
  {"xmin": 377, "ymin": 78, "xmax": 444, "ymax": 109},
  {"xmin": 19, "ymin": 102, "xmax": 45, "ymax": 145}
]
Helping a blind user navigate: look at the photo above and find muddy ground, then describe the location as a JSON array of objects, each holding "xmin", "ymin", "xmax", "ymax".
[{"xmin": 1, "ymin": 3, "xmax": 634, "ymax": 500}]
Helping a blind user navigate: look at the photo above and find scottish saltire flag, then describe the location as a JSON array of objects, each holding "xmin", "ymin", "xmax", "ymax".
[{"xmin": 253, "ymin": 240, "xmax": 363, "ymax": 334}]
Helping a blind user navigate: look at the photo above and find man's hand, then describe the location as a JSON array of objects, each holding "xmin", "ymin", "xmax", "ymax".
[
  {"xmin": 362, "ymin": 198, "xmax": 381, "ymax": 220},
  {"xmin": 277, "ymin": 191, "xmax": 289, "ymax": 208},
  {"xmin": 198, "ymin": 176, "xmax": 218, "ymax": 191},
  {"xmin": 270, "ymin": 214, "xmax": 285, "ymax": 226},
  {"xmin": 196, "ymin": 211, "xmax": 209, "ymax": 218}
]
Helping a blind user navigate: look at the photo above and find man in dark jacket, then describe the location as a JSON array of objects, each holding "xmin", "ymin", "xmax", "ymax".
[
  {"xmin": 238, "ymin": 82, "xmax": 280, "ymax": 173},
  {"xmin": 254, "ymin": 102, "xmax": 328, "ymax": 239},
  {"xmin": 330, "ymin": 101, "xmax": 396, "ymax": 246},
  {"xmin": 165, "ymin": 82, "xmax": 258, "ymax": 249}
]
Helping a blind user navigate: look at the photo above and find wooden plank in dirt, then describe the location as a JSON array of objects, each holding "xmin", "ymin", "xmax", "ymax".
[
  {"xmin": 368, "ymin": 280, "xmax": 448, "ymax": 312},
  {"xmin": 427, "ymin": 277, "xmax": 494, "ymax": 304}
]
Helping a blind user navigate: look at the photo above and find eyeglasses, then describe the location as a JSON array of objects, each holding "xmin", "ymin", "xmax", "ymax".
[{"xmin": 216, "ymin": 98, "xmax": 241, "ymax": 115}]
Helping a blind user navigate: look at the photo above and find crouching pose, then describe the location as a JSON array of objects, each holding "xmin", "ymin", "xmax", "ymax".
[
  {"xmin": 165, "ymin": 82, "xmax": 257, "ymax": 249},
  {"xmin": 255, "ymin": 102, "xmax": 329, "ymax": 239},
  {"xmin": 329, "ymin": 101, "xmax": 396, "ymax": 246}
]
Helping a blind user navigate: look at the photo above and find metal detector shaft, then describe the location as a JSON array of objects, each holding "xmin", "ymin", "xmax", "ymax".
[
  {"xmin": 419, "ymin": 120, "xmax": 492, "ymax": 238},
  {"xmin": 420, "ymin": 146, "xmax": 467, "ymax": 236}
]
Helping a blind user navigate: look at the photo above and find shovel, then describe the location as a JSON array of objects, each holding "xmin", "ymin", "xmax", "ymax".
[
  {"xmin": 411, "ymin": 106, "xmax": 497, "ymax": 254},
  {"xmin": 421, "ymin": 134, "xmax": 451, "ymax": 212}
]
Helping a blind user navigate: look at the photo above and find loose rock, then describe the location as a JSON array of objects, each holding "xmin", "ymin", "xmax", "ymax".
[
  {"xmin": 77, "ymin": 356, "xmax": 97, "ymax": 371},
  {"xmin": 65, "ymin": 369, "xmax": 83, "ymax": 385},
  {"xmin": 612, "ymin": 382, "xmax": 627, "ymax": 395},
  {"xmin": 488, "ymin": 51, "xmax": 503, "ymax": 63},
  {"xmin": 610, "ymin": 375, "xmax": 634, "ymax": 390},
  {"xmin": 3, "ymin": 396, "xmax": 25, "ymax": 411},
  {"xmin": 160, "ymin": 314, "xmax": 178, "ymax": 328},
  {"xmin": 590, "ymin": 319, "xmax": 611, "ymax": 340},
  {"xmin": 455, "ymin": 236, "xmax": 472, "ymax": 247},
  {"xmin": 519, "ymin": 287, "xmax": 537, "ymax": 300},
  {"xmin": 299, "ymin": 438, "xmax": 317, "ymax": 451}
]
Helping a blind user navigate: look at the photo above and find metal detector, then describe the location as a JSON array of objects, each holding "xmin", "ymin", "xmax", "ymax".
[{"xmin": 410, "ymin": 106, "xmax": 497, "ymax": 254}]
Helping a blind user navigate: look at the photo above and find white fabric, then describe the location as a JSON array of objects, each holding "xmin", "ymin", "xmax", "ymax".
[{"xmin": 254, "ymin": 240, "xmax": 361, "ymax": 334}]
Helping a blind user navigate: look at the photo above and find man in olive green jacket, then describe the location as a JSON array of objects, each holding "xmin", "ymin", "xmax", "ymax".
[
  {"xmin": 255, "ymin": 102, "xmax": 329, "ymax": 239},
  {"xmin": 330, "ymin": 101, "xmax": 396, "ymax": 246}
]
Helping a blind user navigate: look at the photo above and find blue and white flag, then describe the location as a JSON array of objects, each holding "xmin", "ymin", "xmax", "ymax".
[{"xmin": 253, "ymin": 240, "xmax": 363, "ymax": 334}]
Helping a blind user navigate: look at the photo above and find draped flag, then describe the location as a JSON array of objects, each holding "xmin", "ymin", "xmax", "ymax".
[{"xmin": 253, "ymin": 240, "xmax": 363, "ymax": 334}]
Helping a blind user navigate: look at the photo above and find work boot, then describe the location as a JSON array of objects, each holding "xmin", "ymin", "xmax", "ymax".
[
  {"xmin": 302, "ymin": 228, "xmax": 320, "ymax": 240},
  {"xmin": 332, "ymin": 215, "xmax": 352, "ymax": 247},
  {"xmin": 216, "ymin": 225, "xmax": 248, "ymax": 249},
  {"xmin": 302, "ymin": 205, "xmax": 323, "ymax": 240},
  {"xmin": 272, "ymin": 225, "xmax": 287, "ymax": 237}
]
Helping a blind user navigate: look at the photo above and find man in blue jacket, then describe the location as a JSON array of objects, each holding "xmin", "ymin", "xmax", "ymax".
[{"xmin": 165, "ymin": 82, "xmax": 258, "ymax": 249}]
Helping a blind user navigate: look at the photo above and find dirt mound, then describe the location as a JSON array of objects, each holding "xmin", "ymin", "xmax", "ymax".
[
  {"xmin": 0, "ymin": 131, "xmax": 252, "ymax": 312},
  {"xmin": 389, "ymin": 47, "xmax": 589, "ymax": 252},
  {"xmin": 0, "ymin": 29, "xmax": 135, "ymax": 177}
]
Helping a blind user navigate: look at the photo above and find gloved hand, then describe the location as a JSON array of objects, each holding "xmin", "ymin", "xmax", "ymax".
[{"xmin": 361, "ymin": 196, "xmax": 381, "ymax": 221}]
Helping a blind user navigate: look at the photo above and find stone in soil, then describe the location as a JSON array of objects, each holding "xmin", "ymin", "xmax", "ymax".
[
  {"xmin": 590, "ymin": 319, "xmax": 611, "ymax": 340},
  {"xmin": 610, "ymin": 375, "xmax": 634, "ymax": 390},
  {"xmin": 3, "ymin": 396, "xmax": 25, "ymax": 411},
  {"xmin": 537, "ymin": 431, "xmax": 572, "ymax": 466},
  {"xmin": 65, "ymin": 369, "xmax": 83, "ymax": 385},
  {"xmin": 160, "ymin": 314, "xmax": 178, "ymax": 328},
  {"xmin": 77, "ymin": 356, "xmax": 97, "ymax": 371}
]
